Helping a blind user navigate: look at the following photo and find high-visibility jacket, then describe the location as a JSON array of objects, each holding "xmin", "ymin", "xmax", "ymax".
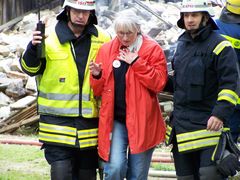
[
  {"xmin": 21, "ymin": 26, "xmax": 110, "ymax": 118},
  {"xmin": 20, "ymin": 23, "xmax": 110, "ymax": 148},
  {"xmin": 215, "ymin": 19, "xmax": 240, "ymax": 60},
  {"xmin": 166, "ymin": 25, "xmax": 240, "ymax": 153}
]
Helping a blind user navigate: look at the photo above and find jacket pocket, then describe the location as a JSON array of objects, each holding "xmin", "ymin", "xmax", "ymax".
[{"xmin": 187, "ymin": 56, "xmax": 205, "ymax": 101}]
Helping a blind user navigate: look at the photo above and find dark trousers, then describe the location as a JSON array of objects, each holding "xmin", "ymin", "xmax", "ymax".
[{"xmin": 42, "ymin": 144, "xmax": 98, "ymax": 180}]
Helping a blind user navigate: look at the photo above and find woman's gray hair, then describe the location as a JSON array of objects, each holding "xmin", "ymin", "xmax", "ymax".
[{"xmin": 114, "ymin": 10, "xmax": 141, "ymax": 34}]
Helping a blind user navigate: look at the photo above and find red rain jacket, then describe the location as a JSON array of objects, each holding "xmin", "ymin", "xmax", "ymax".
[{"xmin": 91, "ymin": 35, "xmax": 167, "ymax": 161}]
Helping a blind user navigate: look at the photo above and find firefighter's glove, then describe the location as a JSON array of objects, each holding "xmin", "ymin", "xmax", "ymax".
[{"xmin": 217, "ymin": 150, "xmax": 240, "ymax": 178}]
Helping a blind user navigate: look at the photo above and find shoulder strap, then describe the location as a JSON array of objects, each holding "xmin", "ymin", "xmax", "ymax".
[{"xmin": 211, "ymin": 132, "xmax": 227, "ymax": 162}]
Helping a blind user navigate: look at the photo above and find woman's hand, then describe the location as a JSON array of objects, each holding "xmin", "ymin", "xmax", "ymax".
[
  {"xmin": 118, "ymin": 48, "xmax": 138, "ymax": 64},
  {"xmin": 89, "ymin": 61, "xmax": 102, "ymax": 77}
]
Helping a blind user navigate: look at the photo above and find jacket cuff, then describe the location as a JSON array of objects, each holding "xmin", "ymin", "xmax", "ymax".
[
  {"xmin": 92, "ymin": 71, "xmax": 102, "ymax": 80},
  {"xmin": 212, "ymin": 102, "xmax": 235, "ymax": 123}
]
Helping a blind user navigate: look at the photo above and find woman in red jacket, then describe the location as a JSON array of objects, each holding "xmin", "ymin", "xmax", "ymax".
[{"xmin": 90, "ymin": 10, "xmax": 167, "ymax": 180}]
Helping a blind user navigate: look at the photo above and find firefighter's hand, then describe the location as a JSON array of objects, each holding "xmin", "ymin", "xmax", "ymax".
[
  {"xmin": 207, "ymin": 116, "xmax": 223, "ymax": 131},
  {"xmin": 89, "ymin": 61, "xmax": 102, "ymax": 77},
  {"xmin": 32, "ymin": 30, "xmax": 43, "ymax": 46}
]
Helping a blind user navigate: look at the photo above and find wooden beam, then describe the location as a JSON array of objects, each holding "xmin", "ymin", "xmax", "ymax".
[
  {"xmin": 0, "ymin": 102, "xmax": 37, "ymax": 129},
  {"xmin": 0, "ymin": 115, "xmax": 39, "ymax": 133}
]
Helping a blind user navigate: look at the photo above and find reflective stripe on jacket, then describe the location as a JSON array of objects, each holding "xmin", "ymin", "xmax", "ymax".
[
  {"xmin": 215, "ymin": 19, "xmax": 240, "ymax": 59},
  {"xmin": 221, "ymin": 35, "xmax": 240, "ymax": 49},
  {"xmin": 39, "ymin": 120, "xmax": 98, "ymax": 148}
]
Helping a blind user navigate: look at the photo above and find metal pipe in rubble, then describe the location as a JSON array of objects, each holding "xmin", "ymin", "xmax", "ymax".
[
  {"xmin": 0, "ymin": 139, "xmax": 42, "ymax": 146},
  {"xmin": 133, "ymin": 0, "xmax": 177, "ymax": 30}
]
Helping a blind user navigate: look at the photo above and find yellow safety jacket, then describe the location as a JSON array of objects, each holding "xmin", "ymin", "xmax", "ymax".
[
  {"xmin": 20, "ymin": 25, "xmax": 110, "ymax": 148},
  {"xmin": 36, "ymin": 27, "xmax": 110, "ymax": 118}
]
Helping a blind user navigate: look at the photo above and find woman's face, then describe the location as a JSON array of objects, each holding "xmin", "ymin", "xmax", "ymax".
[{"xmin": 116, "ymin": 29, "xmax": 138, "ymax": 47}]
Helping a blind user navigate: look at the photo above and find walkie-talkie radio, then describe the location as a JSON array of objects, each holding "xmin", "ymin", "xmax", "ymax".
[{"xmin": 36, "ymin": 0, "xmax": 45, "ymax": 59}]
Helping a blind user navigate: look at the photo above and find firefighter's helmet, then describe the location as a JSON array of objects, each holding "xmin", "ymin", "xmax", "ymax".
[
  {"xmin": 177, "ymin": 0, "xmax": 218, "ymax": 29},
  {"xmin": 180, "ymin": 0, "xmax": 214, "ymax": 16},
  {"xmin": 57, "ymin": 0, "xmax": 97, "ymax": 24},
  {"xmin": 63, "ymin": 0, "xmax": 96, "ymax": 10},
  {"xmin": 226, "ymin": 0, "xmax": 240, "ymax": 15}
]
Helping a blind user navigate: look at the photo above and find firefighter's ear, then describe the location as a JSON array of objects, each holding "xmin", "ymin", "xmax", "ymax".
[
  {"xmin": 88, "ymin": 10, "xmax": 97, "ymax": 25},
  {"xmin": 202, "ymin": 13, "xmax": 210, "ymax": 26}
]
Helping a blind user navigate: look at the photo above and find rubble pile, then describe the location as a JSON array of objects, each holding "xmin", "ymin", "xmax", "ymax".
[
  {"xmin": 0, "ymin": 1, "xmax": 221, "ymax": 134},
  {"xmin": 0, "ymin": 8, "xmax": 60, "ymax": 133}
]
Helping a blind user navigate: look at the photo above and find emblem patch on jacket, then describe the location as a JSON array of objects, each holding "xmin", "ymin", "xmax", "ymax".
[{"xmin": 59, "ymin": 78, "xmax": 65, "ymax": 83}]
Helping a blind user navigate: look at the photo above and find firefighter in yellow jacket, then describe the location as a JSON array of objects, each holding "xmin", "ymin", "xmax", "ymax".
[{"xmin": 20, "ymin": 0, "xmax": 110, "ymax": 179}]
